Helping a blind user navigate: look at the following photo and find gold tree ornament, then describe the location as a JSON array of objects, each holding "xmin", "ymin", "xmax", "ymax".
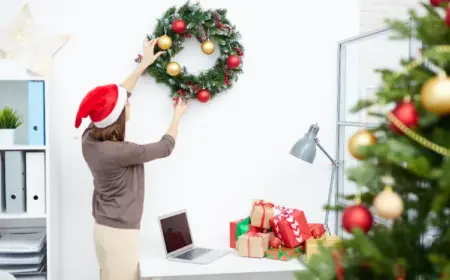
[
  {"xmin": 420, "ymin": 75, "xmax": 450, "ymax": 116},
  {"xmin": 373, "ymin": 176, "xmax": 404, "ymax": 220},
  {"xmin": 0, "ymin": 3, "xmax": 70, "ymax": 77},
  {"xmin": 348, "ymin": 130, "xmax": 377, "ymax": 160}
]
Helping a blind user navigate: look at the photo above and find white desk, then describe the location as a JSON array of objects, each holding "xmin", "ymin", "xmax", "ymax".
[{"xmin": 140, "ymin": 243, "xmax": 305, "ymax": 280}]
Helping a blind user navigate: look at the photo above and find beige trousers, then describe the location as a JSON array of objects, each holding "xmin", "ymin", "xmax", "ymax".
[{"xmin": 94, "ymin": 223, "xmax": 140, "ymax": 280}]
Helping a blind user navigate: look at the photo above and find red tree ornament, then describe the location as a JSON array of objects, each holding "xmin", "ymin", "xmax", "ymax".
[
  {"xmin": 227, "ymin": 55, "xmax": 241, "ymax": 69},
  {"xmin": 389, "ymin": 100, "xmax": 419, "ymax": 133},
  {"xmin": 269, "ymin": 236, "xmax": 282, "ymax": 249},
  {"xmin": 431, "ymin": 0, "xmax": 441, "ymax": 6},
  {"xmin": 172, "ymin": 19, "xmax": 187, "ymax": 34},
  {"xmin": 446, "ymin": 8, "xmax": 450, "ymax": 26},
  {"xmin": 196, "ymin": 89, "xmax": 211, "ymax": 103},
  {"xmin": 342, "ymin": 204, "xmax": 373, "ymax": 233}
]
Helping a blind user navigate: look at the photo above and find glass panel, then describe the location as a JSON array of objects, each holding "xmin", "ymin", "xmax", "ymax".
[
  {"xmin": 339, "ymin": 125, "xmax": 360, "ymax": 199},
  {"xmin": 338, "ymin": 28, "xmax": 421, "ymax": 123}
]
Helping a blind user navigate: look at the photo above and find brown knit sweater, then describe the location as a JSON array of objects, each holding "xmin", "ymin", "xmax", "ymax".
[{"xmin": 82, "ymin": 128, "xmax": 175, "ymax": 229}]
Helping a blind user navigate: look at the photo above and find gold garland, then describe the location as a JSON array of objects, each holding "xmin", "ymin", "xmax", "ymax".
[
  {"xmin": 387, "ymin": 113, "xmax": 449, "ymax": 156},
  {"xmin": 383, "ymin": 45, "xmax": 450, "ymax": 157}
]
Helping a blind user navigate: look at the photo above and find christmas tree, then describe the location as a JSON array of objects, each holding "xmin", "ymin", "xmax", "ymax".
[{"xmin": 299, "ymin": 1, "xmax": 450, "ymax": 279}]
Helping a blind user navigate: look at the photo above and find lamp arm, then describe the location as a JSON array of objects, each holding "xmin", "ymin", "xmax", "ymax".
[
  {"xmin": 315, "ymin": 138, "xmax": 337, "ymax": 165},
  {"xmin": 314, "ymin": 138, "xmax": 338, "ymax": 235},
  {"xmin": 324, "ymin": 164, "xmax": 337, "ymax": 235}
]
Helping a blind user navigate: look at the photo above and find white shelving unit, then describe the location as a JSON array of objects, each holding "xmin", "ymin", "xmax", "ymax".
[{"xmin": 0, "ymin": 76, "xmax": 52, "ymax": 280}]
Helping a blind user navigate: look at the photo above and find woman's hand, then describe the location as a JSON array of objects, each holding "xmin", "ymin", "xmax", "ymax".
[
  {"xmin": 173, "ymin": 98, "xmax": 188, "ymax": 120},
  {"xmin": 140, "ymin": 39, "xmax": 165, "ymax": 68}
]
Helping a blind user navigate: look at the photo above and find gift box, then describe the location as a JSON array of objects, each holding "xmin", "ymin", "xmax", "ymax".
[
  {"xmin": 264, "ymin": 246, "xmax": 304, "ymax": 261},
  {"xmin": 230, "ymin": 217, "xmax": 267, "ymax": 249},
  {"xmin": 308, "ymin": 223, "xmax": 326, "ymax": 239},
  {"xmin": 306, "ymin": 234, "xmax": 341, "ymax": 261},
  {"xmin": 270, "ymin": 208, "xmax": 310, "ymax": 248},
  {"xmin": 250, "ymin": 200, "xmax": 276, "ymax": 229},
  {"xmin": 236, "ymin": 232, "xmax": 272, "ymax": 258}
]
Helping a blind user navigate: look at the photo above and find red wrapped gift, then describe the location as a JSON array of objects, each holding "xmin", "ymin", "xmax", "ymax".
[
  {"xmin": 270, "ymin": 208, "xmax": 311, "ymax": 248},
  {"xmin": 308, "ymin": 223, "xmax": 326, "ymax": 239}
]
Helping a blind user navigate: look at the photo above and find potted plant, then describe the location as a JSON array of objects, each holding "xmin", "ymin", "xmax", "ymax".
[{"xmin": 0, "ymin": 106, "xmax": 24, "ymax": 146}]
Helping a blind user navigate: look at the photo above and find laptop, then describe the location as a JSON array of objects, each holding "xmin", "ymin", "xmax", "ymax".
[{"xmin": 158, "ymin": 209, "xmax": 229, "ymax": 264}]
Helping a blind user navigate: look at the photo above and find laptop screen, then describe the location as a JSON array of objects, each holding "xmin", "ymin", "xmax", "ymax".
[{"xmin": 160, "ymin": 212, "xmax": 193, "ymax": 253}]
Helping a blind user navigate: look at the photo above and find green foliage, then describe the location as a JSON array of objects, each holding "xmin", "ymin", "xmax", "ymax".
[
  {"xmin": 0, "ymin": 106, "xmax": 23, "ymax": 129},
  {"xmin": 300, "ymin": 1, "xmax": 450, "ymax": 279},
  {"xmin": 144, "ymin": 1, "xmax": 244, "ymax": 100}
]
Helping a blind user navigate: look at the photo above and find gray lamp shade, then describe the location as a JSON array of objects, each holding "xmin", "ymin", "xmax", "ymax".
[{"xmin": 290, "ymin": 124, "xmax": 320, "ymax": 164}]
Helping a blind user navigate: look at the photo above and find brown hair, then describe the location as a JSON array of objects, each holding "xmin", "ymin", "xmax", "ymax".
[{"xmin": 90, "ymin": 109, "xmax": 127, "ymax": 142}]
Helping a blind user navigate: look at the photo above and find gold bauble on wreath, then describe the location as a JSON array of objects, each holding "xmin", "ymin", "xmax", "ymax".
[
  {"xmin": 201, "ymin": 39, "xmax": 215, "ymax": 55},
  {"xmin": 166, "ymin": 61, "xmax": 181, "ymax": 76},
  {"xmin": 420, "ymin": 76, "xmax": 450, "ymax": 116},
  {"xmin": 348, "ymin": 130, "xmax": 377, "ymax": 160},
  {"xmin": 158, "ymin": 35, "xmax": 173, "ymax": 50}
]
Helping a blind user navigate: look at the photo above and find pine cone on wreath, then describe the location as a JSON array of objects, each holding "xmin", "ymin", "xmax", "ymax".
[
  {"xmin": 196, "ymin": 24, "xmax": 208, "ymax": 42},
  {"xmin": 212, "ymin": 10, "xmax": 222, "ymax": 20},
  {"xmin": 223, "ymin": 66, "xmax": 232, "ymax": 76},
  {"xmin": 222, "ymin": 24, "xmax": 232, "ymax": 35},
  {"xmin": 191, "ymin": 84, "xmax": 202, "ymax": 93}
]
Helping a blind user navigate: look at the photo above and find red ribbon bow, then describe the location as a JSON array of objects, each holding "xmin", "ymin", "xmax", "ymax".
[
  {"xmin": 310, "ymin": 225, "xmax": 324, "ymax": 239},
  {"xmin": 252, "ymin": 200, "xmax": 275, "ymax": 228}
]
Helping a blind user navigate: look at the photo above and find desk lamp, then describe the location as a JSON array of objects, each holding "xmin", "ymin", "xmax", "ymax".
[{"xmin": 290, "ymin": 123, "xmax": 338, "ymax": 234}]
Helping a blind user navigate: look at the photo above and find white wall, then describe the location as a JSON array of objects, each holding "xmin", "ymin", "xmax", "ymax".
[
  {"xmin": 360, "ymin": 0, "xmax": 420, "ymax": 32},
  {"xmin": 0, "ymin": 0, "xmax": 360, "ymax": 279}
]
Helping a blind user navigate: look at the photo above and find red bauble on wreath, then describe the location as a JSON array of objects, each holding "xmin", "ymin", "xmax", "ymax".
[
  {"xmin": 389, "ymin": 99, "xmax": 419, "ymax": 133},
  {"xmin": 227, "ymin": 55, "xmax": 241, "ymax": 69},
  {"xmin": 172, "ymin": 19, "xmax": 187, "ymax": 34},
  {"xmin": 342, "ymin": 204, "xmax": 373, "ymax": 233},
  {"xmin": 196, "ymin": 89, "xmax": 211, "ymax": 103}
]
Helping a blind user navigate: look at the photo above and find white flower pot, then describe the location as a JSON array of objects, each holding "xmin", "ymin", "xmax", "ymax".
[{"xmin": 0, "ymin": 129, "xmax": 15, "ymax": 146}]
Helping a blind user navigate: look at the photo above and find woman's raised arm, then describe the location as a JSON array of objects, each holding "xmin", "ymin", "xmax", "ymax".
[{"xmin": 121, "ymin": 38, "xmax": 165, "ymax": 93}]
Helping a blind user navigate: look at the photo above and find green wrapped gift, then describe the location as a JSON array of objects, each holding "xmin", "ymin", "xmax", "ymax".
[{"xmin": 264, "ymin": 246, "xmax": 304, "ymax": 261}]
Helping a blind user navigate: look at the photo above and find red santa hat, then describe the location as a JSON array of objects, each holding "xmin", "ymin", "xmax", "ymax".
[{"xmin": 75, "ymin": 84, "xmax": 128, "ymax": 129}]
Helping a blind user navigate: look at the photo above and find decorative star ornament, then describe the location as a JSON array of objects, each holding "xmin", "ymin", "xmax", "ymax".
[{"xmin": 0, "ymin": 3, "xmax": 70, "ymax": 77}]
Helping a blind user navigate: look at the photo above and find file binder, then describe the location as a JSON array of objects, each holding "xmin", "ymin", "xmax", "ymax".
[
  {"xmin": 0, "ymin": 152, "xmax": 4, "ymax": 212},
  {"xmin": 4, "ymin": 151, "xmax": 26, "ymax": 214},
  {"xmin": 27, "ymin": 81, "xmax": 46, "ymax": 146},
  {"xmin": 25, "ymin": 152, "xmax": 46, "ymax": 215}
]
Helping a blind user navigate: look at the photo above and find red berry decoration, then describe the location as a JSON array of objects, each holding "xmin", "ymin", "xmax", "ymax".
[
  {"xmin": 196, "ymin": 89, "xmax": 211, "ymax": 103},
  {"xmin": 389, "ymin": 99, "xmax": 419, "ymax": 134},
  {"xmin": 172, "ymin": 19, "xmax": 187, "ymax": 34},
  {"xmin": 269, "ymin": 236, "xmax": 282, "ymax": 249},
  {"xmin": 227, "ymin": 55, "xmax": 241, "ymax": 69},
  {"xmin": 342, "ymin": 204, "xmax": 373, "ymax": 233}
]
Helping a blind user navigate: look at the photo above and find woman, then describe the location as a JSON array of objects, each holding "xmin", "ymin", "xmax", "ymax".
[{"xmin": 74, "ymin": 38, "xmax": 188, "ymax": 280}]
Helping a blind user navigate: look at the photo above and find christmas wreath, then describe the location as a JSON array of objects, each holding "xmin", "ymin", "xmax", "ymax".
[{"xmin": 135, "ymin": 2, "xmax": 244, "ymax": 103}]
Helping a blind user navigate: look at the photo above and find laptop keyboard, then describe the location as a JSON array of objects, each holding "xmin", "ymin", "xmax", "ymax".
[{"xmin": 176, "ymin": 248, "xmax": 212, "ymax": 260}]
